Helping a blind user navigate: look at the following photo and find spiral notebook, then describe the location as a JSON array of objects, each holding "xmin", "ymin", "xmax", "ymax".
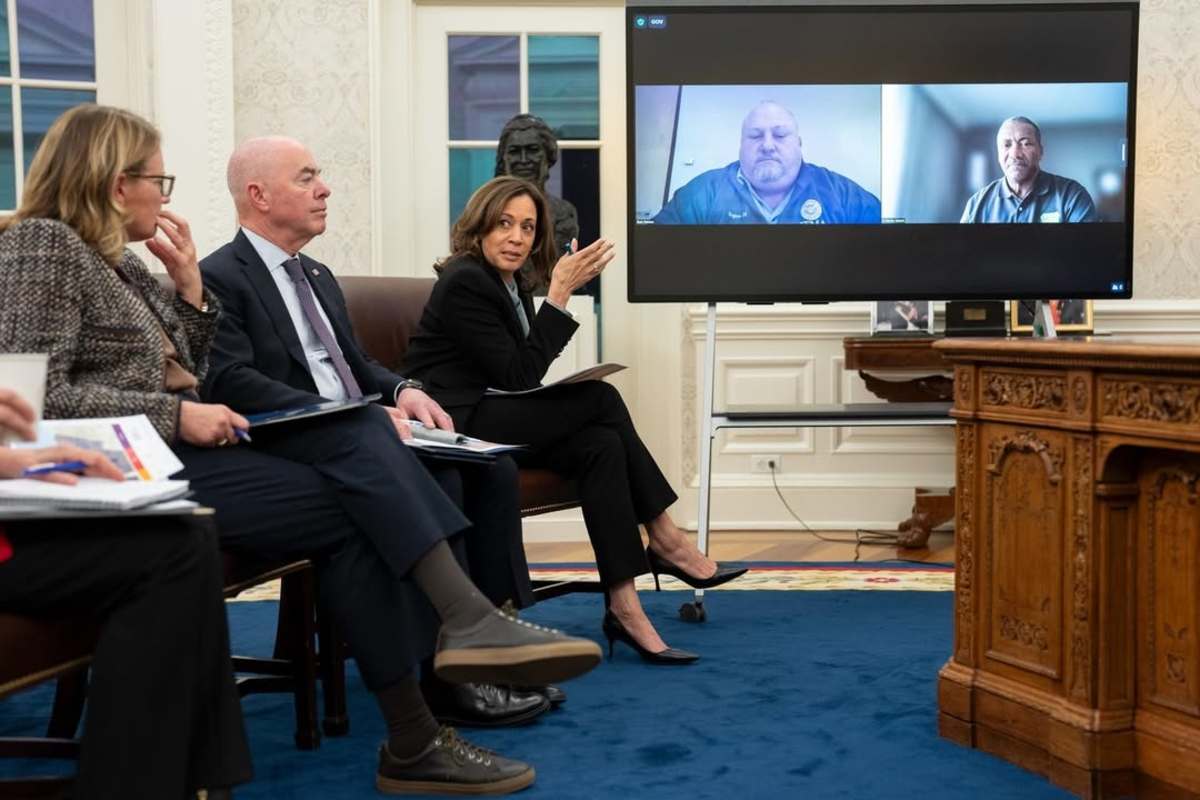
[{"xmin": 0, "ymin": 478, "xmax": 191, "ymax": 511}]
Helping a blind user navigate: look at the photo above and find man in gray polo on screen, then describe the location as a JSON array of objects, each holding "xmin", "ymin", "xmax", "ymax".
[{"xmin": 960, "ymin": 116, "xmax": 1097, "ymax": 224}]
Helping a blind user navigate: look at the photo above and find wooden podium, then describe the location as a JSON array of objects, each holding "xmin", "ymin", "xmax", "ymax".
[{"xmin": 934, "ymin": 336, "xmax": 1200, "ymax": 798}]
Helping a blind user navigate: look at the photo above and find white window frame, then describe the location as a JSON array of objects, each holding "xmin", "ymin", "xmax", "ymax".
[{"xmin": 0, "ymin": 0, "xmax": 100, "ymax": 206}]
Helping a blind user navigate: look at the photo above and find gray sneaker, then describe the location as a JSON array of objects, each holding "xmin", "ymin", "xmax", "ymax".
[
  {"xmin": 434, "ymin": 609, "xmax": 601, "ymax": 686},
  {"xmin": 375, "ymin": 726, "xmax": 535, "ymax": 795}
]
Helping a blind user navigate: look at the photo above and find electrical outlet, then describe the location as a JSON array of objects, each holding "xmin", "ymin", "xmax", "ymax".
[{"xmin": 751, "ymin": 454, "xmax": 780, "ymax": 473}]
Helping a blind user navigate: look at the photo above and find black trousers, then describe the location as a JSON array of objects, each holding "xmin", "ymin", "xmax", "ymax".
[
  {"xmin": 0, "ymin": 516, "xmax": 252, "ymax": 800},
  {"xmin": 464, "ymin": 381, "xmax": 677, "ymax": 586},
  {"xmin": 424, "ymin": 454, "xmax": 534, "ymax": 609},
  {"xmin": 176, "ymin": 404, "xmax": 531, "ymax": 691}
]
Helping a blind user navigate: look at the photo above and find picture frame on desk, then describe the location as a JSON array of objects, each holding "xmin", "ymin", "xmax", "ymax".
[
  {"xmin": 870, "ymin": 300, "xmax": 935, "ymax": 335},
  {"xmin": 1009, "ymin": 299, "xmax": 1094, "ymax": 334}
]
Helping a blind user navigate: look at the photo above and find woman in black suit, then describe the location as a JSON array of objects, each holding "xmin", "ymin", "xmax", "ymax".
[{"xmin": 404, "ymin": 177, "xmax": 746, "ymax": 664}]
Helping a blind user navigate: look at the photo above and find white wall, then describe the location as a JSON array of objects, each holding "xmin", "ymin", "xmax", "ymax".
[{"xmin": 135, "ymin": 0, "xmax": 1200, "ymax": 540}]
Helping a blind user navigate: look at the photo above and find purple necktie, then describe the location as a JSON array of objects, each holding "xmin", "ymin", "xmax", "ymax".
[{"xmin": 282, "ymin": 257, "xmax": 363, "ymax": 399}]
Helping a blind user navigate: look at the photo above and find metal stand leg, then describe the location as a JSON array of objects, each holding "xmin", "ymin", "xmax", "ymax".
[{"xmin": 681, "ymin": 303, "xmax": 718, "ymax": 623}]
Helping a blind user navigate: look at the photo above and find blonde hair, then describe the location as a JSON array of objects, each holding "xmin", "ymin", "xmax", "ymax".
[
  {"xmin": 0, "ymin": 104, "xmax": 160, "ymax": 264},
  {"xmin": 441, "ymin": 176, "xmax": 556, "ymax": 289}
]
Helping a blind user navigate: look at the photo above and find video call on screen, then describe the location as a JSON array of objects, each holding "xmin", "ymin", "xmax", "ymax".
[{"xmin": 626, "ymin": 4, "xmax": 1138, "ymax": 303}]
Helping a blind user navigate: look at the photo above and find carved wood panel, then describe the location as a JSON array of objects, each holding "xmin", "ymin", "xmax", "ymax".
[
  {"xmin": 980, "ymin": 368, "xmax": 1067, "ymax": 415},
  {"xmin": 1100, "ymin": 376, "xmax": 1200, "ymax": 429},
  {"xmin": 955, "ymin": 365, "xmax": 975, "ymax": 412},
  {"xmin": 955, "ymin": 422, "xmax": 976, "ymax": 665},
  {"xmin": 1141, "ymin": 460, "xmax": 1200, "ymax": 717},
  {"xmin": 1069, "ymin": 436, "xmax": 1095, "ymax": 703},
  {"xmin": 983, "ymin": 427, "xmax": 1067, "ymax": 679}
]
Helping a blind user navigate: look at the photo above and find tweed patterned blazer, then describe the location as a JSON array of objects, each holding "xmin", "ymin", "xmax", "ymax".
[{"xmin": 0, "ymin": 218, "xmax": 221, "ymax": 441}]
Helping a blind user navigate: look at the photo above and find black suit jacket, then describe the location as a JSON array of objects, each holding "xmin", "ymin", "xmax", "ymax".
[
  {"xmin": 199, "ymin": 229, "xmax": 405, "ymax": 412},
  {"xmin": 402, "ymin": 254, "xmax": 578, "ymax": 428}
]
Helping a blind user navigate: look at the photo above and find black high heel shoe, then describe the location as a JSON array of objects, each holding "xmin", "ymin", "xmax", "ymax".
[
  {"xmin": 645, "ymin": 546, "xmax": 748, "ymax": 592},
  {"xmin": 602, "ymin": 611, "xmax": 698, "ymax": 665}
]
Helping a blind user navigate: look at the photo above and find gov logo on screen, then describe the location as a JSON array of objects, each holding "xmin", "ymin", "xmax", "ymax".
[{"xmin": 1111, "ymin": 281, "xmax": 1126, "ymax": 293}]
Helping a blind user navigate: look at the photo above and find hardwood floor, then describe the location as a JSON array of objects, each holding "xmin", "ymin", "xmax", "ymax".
[{"xmin": 525, "ymin": 529, "xmax": 955, "ymax": 565}]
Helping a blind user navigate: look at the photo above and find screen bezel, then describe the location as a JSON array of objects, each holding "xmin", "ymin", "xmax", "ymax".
[{"xmin": 624, "ymin": 2, "xmax": 1140, "ymax": 304}]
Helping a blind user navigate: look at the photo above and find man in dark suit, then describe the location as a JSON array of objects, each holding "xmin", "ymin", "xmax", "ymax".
[{"xmin": 198, "ymin": 137, "xmax": 599, "ymax": 793}]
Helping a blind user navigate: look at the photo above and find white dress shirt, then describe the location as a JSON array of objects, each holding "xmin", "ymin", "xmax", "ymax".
[{"xmin": 240, "ymin": 226, "xmax": 350, "ymax": 401}]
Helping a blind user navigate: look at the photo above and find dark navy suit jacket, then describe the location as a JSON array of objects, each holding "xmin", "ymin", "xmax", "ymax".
[{"xmin": 198, "ymin": 229, "xmax": 404, "ymax": 413}]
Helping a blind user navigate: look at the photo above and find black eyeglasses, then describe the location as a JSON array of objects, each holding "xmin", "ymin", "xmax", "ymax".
[{"xmin": 125, "ymin": 172, "xmax": 176, "ymax": 198}]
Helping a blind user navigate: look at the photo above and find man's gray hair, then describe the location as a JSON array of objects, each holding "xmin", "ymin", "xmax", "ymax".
[{"xmin": 1001, "ymin": 116, "xmax": 1042, "ymax": 145}]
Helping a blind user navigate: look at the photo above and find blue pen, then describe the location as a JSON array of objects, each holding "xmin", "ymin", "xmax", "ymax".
[
  {"xmin": 234, "ymin": 428, "xmax": 253, "ymax": 443},
  {"xmin": 21, "ymin": 459, "xmax": 88, "ymax": 477}
]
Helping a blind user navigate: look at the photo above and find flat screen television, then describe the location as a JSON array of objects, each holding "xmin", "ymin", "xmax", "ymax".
[{"xmin": 626, "ymin": 1, "xmax": 1139, "ymax": 303}]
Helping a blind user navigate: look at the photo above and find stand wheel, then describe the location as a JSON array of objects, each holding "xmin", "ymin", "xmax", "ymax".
[{"xmin": 678, "ymin": 601, "xmax": 706, "ymax": 622}]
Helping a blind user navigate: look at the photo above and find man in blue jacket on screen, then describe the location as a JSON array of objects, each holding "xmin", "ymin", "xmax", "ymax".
[
  {"xmin": 653, "ymin": 101, "xmax": 881, "ymax": 225},
  {"xmin": 960, "ymin": 116, "xmax": 1097, "ymax": 223}
]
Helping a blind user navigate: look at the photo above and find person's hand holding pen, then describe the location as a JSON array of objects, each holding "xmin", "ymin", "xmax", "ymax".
[
  {"xmin": 386, "ymin": 385, "xmax": 455, "ymax": 441},
  {"xmin": 0, "ymin": 388, "xmax": 124, "ymax": 484},
  {"xmin": 179, "ymin": 400, "xmax": 251, "ymax": 448},
  {"xmin": 547, "ymin": 237, "xmax": 615, "ymax": 308},
  {"xmin": 0, "ymin": 446, "xmax": 125, "ymax": 484}
]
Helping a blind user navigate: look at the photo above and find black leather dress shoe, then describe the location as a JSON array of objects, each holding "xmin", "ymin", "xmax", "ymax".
[
  {"xmin": 520, "ymin": 684, "xmax": 566, "ymax": 706},
  {"xmin": 427, "ymin": 682, "xmax": 550, "ymax": 728},
  {"xmin": 602, "ymin": 611, "xmax": 699, "ymax": 665},
  {"xmin": 646, "ymin": 546, "xmax": 748, "ymax": 592},
  {"xmin": 377, "ymin": 726, "xmax": 535, "ymax": 796}
]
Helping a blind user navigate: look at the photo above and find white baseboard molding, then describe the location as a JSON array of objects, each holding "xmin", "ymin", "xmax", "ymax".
[{"xmin": 522, "ymin": 511, "xmax": 588, "ymax": 543}]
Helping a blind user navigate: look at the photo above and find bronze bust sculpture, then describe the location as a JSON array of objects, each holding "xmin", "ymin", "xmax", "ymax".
[{"xmin": 494, "ymin": 114, "xmax": 580, "ymax": 265}]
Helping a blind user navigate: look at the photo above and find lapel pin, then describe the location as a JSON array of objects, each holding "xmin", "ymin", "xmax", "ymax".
[{"xmin": 311, "ymin": 269, "xmax": 319, "ymax": 276}]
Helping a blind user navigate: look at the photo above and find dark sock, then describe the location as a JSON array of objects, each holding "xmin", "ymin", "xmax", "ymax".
[
  {"xmin": 410, "ymin": 540, "xmax": 495, "ymax": 630},
  {"xmin": 417, "ymin": 657, "xmax": 447, "ymax": 702},
  {"xmin": 376, "ymin": 673, "xmax": 441, "ymax": 760}
]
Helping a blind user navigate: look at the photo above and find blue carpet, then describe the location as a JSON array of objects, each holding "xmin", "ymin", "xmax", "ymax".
[{"xmin": 2, "ymin": 591, "xmax": 1072, "ymax": 799}]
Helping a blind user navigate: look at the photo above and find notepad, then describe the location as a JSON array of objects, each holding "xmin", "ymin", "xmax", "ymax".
[
  {"xmin": 0, "ymin": 478, "xmax": 191, "ymax": 511},
  {"xmin": 244, "ymin": 395, "xmax": 382, "ymax": 427},
  {"xmin": 484, "ymin": 363, "xmax": 626, "ymax": 397}
]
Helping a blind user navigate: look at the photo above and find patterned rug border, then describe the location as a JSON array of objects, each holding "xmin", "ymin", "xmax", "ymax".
[{"xmin": 229, "ymin": 565, "xmax": 954, "ymax": 602}]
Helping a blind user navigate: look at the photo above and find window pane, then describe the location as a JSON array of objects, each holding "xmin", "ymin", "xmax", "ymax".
[
  {"xmin": 0, "ymin": 89, "xmax": 15, "ymax": 209},
  {"xmin": 449, "ymin": 147, "xmax": 497, "ymax": 229},
  {"xmin": 528, "ymin": 36, "xmax": 599, "ymax": 140},
  {"xmin": 0, "ymin": 5, "xmax": 10, "ymax": 76},
  {"xmin": 548, "ymin": 148, "xmax": 600, "ymax": 297},
  {"xmin": 23, "ymin": 89, "xmax": 96, "ymax": 172},
  {"xmin": 16, "ymin": 0, "xmax": 95, "ymax": 81},
  {"xmin": 448, "ymin": 35, "xmax": 518, "ymax": 141}
]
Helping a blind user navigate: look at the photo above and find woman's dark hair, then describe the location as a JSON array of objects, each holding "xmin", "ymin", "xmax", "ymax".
[{"xmin": 439, "ymin": 176, "xmax": 557, "ymax": 289}]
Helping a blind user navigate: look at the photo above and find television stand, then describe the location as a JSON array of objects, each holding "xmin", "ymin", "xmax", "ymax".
[{"xmin": 691, "ymin": 304, "xmax": 955, "ymax": 622}]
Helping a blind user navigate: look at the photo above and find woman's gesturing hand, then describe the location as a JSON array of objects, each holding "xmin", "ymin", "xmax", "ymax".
[
  {"xmin": 179, "ymin": 400, "xmax": 251, "ymax": 448},
  {"xmin": 147, "ymin": 209, "xmax": 204, "ymax": 309},
  {"xmin": 547, "ymin": 238, "xmax": 615, "ymax": 307}
]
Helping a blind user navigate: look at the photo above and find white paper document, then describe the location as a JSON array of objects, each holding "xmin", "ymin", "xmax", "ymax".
[
  {"xmin": 484, "ymin": 362, "xmax": 626, "ymax": 397},
  {"xmin": 21, "ymin": 414, "xmax": 184, "ymax": 480},
  {"xmin": 0, "ymin": 498, "xmax": 202, "ymax": 521},
  {"xmin": 0, "ymin": 477, "xmax": 191, "ymax": 511}
]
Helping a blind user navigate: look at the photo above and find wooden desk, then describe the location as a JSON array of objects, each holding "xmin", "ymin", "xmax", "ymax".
[
  {"xmin": 935, "ymin": 336, "xmax": 1200, "ymax": 799},
  {"xmin": 843, "ymin": 335, "xmax": 952, "ymax": 402}
]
